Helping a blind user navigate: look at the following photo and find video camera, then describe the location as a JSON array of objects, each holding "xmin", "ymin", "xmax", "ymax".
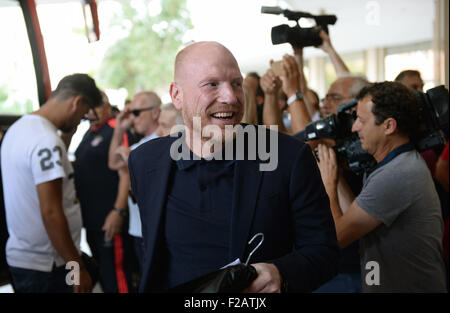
[
  {"xmin": 261, "ymin": 6, "xmax": 337, "ymax": 48},
  {"xmin": 304, "ymin": 85, "xmax": 449, "ymax": 175}
]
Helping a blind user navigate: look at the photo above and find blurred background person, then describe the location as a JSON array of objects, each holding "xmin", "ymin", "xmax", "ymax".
[
  {"xmin": 108, "ymin": 91, "xmax": 162, "ymax": 274},
  {"xmin": 74, "ymin": 91, "xmax": 133, "ymax": 293},
  {"xmin": 244, "ymin": 72, "xmax": 265, "ymax": 124},
  {"xmin": 395, "ymin": 70, "xmax": 424, "ymax": 92}
]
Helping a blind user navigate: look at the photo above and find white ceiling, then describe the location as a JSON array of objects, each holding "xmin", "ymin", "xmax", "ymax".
[
  {"xmin": 186, "ymin": 0, "xmax": 435, "ymax": 74},
  {"xmin": 1, "ymin": 0, "xmax": 436, "ymax": 75}
]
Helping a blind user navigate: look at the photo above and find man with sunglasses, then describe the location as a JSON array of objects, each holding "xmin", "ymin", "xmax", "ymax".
[
  {"xmin": 1, "ymin": 73, "xmax": 102, "ymax": 293},
  {"xmin": 74, "ymin": 91, "xmax": 133, "ymax": 293},
  {"xmin": 108, "ymin": 91, "xmax": 162, "ymax": 269}
]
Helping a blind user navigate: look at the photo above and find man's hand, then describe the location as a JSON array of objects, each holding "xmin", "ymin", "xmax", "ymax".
[
  {"xmin": 306, "ymin": 138, "xmax": 336, "ymax": 153},
  {"xmin": 102, "ymin": 209, "xmax": 123, "ymax": 240},
  {"xmin": 279, "ymin": 54, "xmax": 301, "ymax": 98},
  {"xmin": 243, "ymin": 263, "xmax": 282, "ymax": 293},
  {"xmin": 317, "ymin": 144, "xmax": 339, "ymax": 193},
  {"xmin": 317, "ymin": 29, "xmax": 333, "ymax": 54},
  {"xmin": 73, "ymin": 268, "xmax": 93, "ymax": 293},
  {"xmin": 260, "ymin": 68, "xmax": 281, "ymax": 95},
  {"xmin": 116, "ymin": 110, "xmax": 134, "ymax": 132}
]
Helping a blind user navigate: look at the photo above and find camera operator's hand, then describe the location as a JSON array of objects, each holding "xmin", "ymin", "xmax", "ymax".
[
  {"xmin": 307, "ymin": 138, "xmax": 336, "ymax": 153},
  {"xmin": 291, "ymin": 45, "xmax": 303, "ymax": 57},
  {"xmin": 317, "ymin": 144, "xmax": 339, "ymax": 193},
  {"xmin": 279, "ymin": 54, "xmax": 301, "ymax": 98},
  {"xmin": 260, "ymin": 68, "xmax": 282, "ymax": 95},
  {"xmin": 317, "ymin": 28, "xmax": 333, "ymax": 54}
]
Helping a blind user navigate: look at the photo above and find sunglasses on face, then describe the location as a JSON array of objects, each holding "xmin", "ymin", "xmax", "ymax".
[{"xmin": 130, "ymin": 106, "xmax": 155, "ymax": 117}]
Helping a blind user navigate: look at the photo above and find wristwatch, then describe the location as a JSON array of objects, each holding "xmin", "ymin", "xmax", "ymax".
[
  {"xmin": 114, "ymin": 207, "xmax": 128, "ymax": 218},
  {"xmin": 287, "ymin": 91, "xmax": 303, "ymax": 106}
]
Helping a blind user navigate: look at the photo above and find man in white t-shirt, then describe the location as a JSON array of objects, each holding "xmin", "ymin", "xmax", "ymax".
[{"xmin": 0, "ymin": 73, "xmax": 102, "ymax": 293}]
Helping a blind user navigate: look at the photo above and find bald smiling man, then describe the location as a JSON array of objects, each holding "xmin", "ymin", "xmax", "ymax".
[{"xmin": 128, "ymin": 41, "xmax": 339, "ymax": 293}]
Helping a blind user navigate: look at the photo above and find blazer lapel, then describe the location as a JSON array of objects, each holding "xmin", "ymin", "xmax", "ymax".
[{"xmin": 229, "ymin": 159, "xmax": 263, "ymax": 262}]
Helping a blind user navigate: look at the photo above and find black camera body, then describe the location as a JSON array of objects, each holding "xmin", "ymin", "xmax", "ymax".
[
  {"xmin": 305, "ymin": 85, "xmax": 449, "ymax": 175},
  {"xmin": 305, "ymin": 99, "xmax": 376, "ymax": 175},
  {"xmin": 261, "ymin": 6, "xmax": 337, "ymax": 48}
]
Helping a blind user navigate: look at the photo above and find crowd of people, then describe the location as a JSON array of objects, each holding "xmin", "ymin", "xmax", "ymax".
[{"xmin": 0, "ymin": 27, "xmax": 448, "ymax": 293}]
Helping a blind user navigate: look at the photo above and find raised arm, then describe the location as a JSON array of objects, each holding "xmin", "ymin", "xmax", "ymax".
[
  {"xmin": 108, "ymin": 110, "xmax": 134, "ymax": 171},
  {"xmin": 292, "ymin": 46, "xmax": 320, "ymax": 120},
  {"xmin": 279, "ymin": 54, "xmax": 311, "ymax": 133},
  {"xmin": 318, "ymin": 29, "xmax": 350, "ymax": 77},
  {"xmin": 261, "ymin": 68, "xmax": 287, "ymax": 133}
]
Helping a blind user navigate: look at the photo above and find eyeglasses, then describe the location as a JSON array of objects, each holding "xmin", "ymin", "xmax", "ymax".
[
  {"xmin": 130, "ymin": 107, "xmax": 156, "ymax": 117},
  {"xmin": 321, "ymin": 94, "xmax": 351, "ymax": 103}
]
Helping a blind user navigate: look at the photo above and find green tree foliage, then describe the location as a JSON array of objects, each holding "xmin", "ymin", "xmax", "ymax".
[
  {"xmin": 0, "ymin": 85, "xmax": 33, "ymax": 115},
  {"xmin": 96, "ymin": 0, "xmax": 192, "ymax": 96}
]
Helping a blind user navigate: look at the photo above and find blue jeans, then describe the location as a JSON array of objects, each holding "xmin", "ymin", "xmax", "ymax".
[
  {"xmin": 9, "ymin": 264, "xmax": 73, "ymax": 293},
  {"xmin": 314, "ymin": 272, "xmax": 362, "ymax": 293}
]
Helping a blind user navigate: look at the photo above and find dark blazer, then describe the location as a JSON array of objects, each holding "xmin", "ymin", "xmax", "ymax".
[{"xmin": 129, "ymin": 125, "xmax": 340, "ymax": 292}]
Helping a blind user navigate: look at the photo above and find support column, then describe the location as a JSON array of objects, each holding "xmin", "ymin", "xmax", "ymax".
[
  {"xmin": 365, "ymin": 47, "xmax": 385, "ymax": 82},
  {"xmin": 308, "ymin": 56, "xmax": 327, "ymax": 97}
]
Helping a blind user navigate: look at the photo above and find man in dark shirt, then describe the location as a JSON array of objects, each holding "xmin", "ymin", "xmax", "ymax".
[
  {"xmin": 74, "ymin": 92, "xmax": 132, "ymax": 292},
  {"xmin": 129, "ymin": 41, "xmax": 340, "ymax": 293}
]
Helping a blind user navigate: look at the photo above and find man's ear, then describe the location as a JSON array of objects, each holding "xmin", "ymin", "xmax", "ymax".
[
  {"xmin": 170, "ymin": 82, "xmax": 183, "ymax": 110},
  {"xmin": 384, "ymin": 117, "xmax": 397, "ymax": 135},
  {"xmin": 69, "ymin": 95, "xmax": 84, "ymax": 114},
  {"xmin": 153, "ymin": 107, "xmax": 161, "ymax": 121}
]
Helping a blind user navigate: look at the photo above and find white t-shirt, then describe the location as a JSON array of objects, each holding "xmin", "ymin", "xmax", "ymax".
[
  {"xmin": 128, "ymin": 132, "xmax": 158, "ymax": 237},
  {"xmin": 1, "ymin": 114, "xmax": 82, "ymax": 272}
]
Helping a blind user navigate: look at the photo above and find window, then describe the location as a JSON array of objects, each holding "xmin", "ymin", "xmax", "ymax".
[
  {"xmin": 384, "ymin": 41, "xmax": 434, "ymax": 90},
  {"xmin": 324, "ymin": 51, "xmax": 366, "ymax": 90},
  {"xmin": 0, "ymin": 3, "xmax": 38, "ymax": 115}
]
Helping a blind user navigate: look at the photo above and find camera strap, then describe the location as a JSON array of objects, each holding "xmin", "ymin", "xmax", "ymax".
[{"xmin": 373, "ymin": 141, "xmax": 415, "ymax": 171}]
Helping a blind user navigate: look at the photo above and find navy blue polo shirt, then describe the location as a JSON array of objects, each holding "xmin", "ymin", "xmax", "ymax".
[
  {"xmin": 74, "ymin": 121, "xmax": 119, "ymax": 231},
  {"xmin": 164, "ymin": 154, "xmax": 235, "ymax": 289}
]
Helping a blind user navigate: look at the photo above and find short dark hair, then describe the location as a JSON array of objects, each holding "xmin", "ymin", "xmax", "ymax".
[
  {"xmin": 394, "ymin": 70, "xmax": 421, "ymax": 82},
  {"xmin": 356, "ymin": 81, "xmax": 420, "ymax": 138},
  {"xmin": 51, "ymin": 73, "xmax": 102, "ymax": 108}
]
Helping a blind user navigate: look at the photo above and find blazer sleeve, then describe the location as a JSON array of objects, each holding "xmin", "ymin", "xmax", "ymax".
[{"xmin": 271, "ymin": 143, "xmax": 340, "ymax": 292}]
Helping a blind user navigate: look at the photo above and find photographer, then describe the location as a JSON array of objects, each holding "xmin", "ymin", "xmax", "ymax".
[{"xmin": 317, "ymin": 81, "xmax": 447, "ymax": 292}]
